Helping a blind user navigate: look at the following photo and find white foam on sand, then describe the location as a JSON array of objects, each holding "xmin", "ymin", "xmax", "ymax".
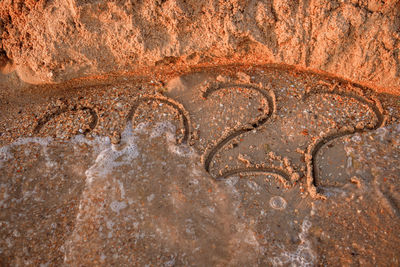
[
  {"xmin": 271, "ymin": 218, "xmax": 316, "ymax": 267},
  {"xmin": 63, "ymin": 121, "xmax": 196, "ymax": 263},
  {"xmin": 0, "ymin": 134, "xmax": 111, "ymax": 169},
  {"xmin": 151, "ymin": 121, "xmax": 195, "ymax": 157},
  {"xmin": 0, "ymin": 137, "xmax": 52, "ymax": 168}
]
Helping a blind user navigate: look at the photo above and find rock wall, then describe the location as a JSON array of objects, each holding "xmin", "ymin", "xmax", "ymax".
[{"xmin": 0, "ymin": 0, "xmax": 399, "ymax": 90}]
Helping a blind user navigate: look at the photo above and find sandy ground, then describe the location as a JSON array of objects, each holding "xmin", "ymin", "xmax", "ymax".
[{"xmin": 0, "ymin": 65, "xmax": 400, "ymax": 266}]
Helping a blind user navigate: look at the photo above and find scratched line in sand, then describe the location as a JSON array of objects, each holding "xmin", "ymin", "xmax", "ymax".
[
  {"xmin": 126, "ymin": 95, "xmax": 192, "ymax": 144},
  {"xmin": 32, "ymin": 75, "xmax": 390, "ymax": 200},
  {"xmin": 303, "ymin": 82, "xmax": 385, "ymax": 199},
  {"xmin": 199, "ymin": 82, "xmax": 301, "ymax": 187},
  {"xmin": 34, "ymin": 101, "xmax": 98, "ymax": 135}
]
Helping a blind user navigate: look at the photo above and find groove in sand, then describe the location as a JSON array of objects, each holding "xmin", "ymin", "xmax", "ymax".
[
  {"xmin": 214, "ymin": 166, "xmax": 292, "ymax": 187},
  {"xmin": 34, "ymin": 105, "xmax": 98, "ymax": 135},
  {"xmin": 127, "ymin": 95, "xmax": 192, "ymax": 144},
  {"xmin": 303, "ymin": 86, "xmax": 385, "ymax": 199},
  {"xmin": 202, "ymin": 82, "xmax": 280, "ymax": 180}
]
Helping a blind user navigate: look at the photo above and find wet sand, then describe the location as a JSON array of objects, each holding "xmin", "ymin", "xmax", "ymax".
[{"xmin": 1, "ymin": 65, "xmax": 400, "ymax": 266}]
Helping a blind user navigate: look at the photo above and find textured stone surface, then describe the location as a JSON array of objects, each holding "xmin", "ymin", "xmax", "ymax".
[{"xmin": 0, "ymin": 0, "xmax": 399, "ymax": 90}]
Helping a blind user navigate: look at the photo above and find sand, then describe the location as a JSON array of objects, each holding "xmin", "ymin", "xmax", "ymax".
[
  {"xmin": 0, "ymin": 0, "xmax": 400, "ymax": 92},
  {"xmin": 1, "ymin": 65, "xmax": 400, "ymax": 265},
  {"xmin": 1, "ymin": 0, "xmax": 400, "ymax": 265}
]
